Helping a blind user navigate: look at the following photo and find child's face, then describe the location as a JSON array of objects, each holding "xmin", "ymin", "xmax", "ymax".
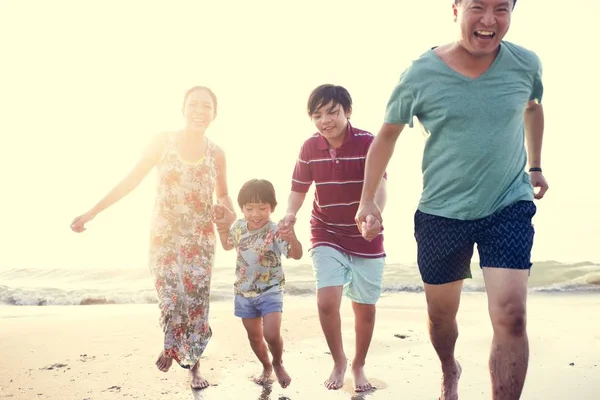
[
  {"xmin": 310, "ymin": 101, "xmax": 350, "ymax": 145},
  {"xmin": 242, "ymin": 202, "xmax": 273, "ymax": 231}
]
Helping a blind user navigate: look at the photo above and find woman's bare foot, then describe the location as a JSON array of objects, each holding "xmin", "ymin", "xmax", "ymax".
[
  {"xmin": 440, "ymin": 359, "xmax": 462, "ymax": 400},
  {"xmin": 155, "ymin": 351, "xmax": 173, "ymax": 372},
  {"xmin": 253, "ymin": 365, "xmax": 273, "ymax": 385},
  {"xmin": 189, "ymin": 361, "xmax": 209, "ymax": 390},
  {"xmin": 352, "ymin": 364, "xmax": 374, "ymax": 392},
  {"xmin": 273, "ymin": 361, "xmax": 291, "ymax": 388},
  {"xmin": 324, "ymin": 361, "xmax": 347, "ymax": 390}
]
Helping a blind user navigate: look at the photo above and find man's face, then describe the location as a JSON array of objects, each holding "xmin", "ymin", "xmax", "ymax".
[{"xmin": 454, "ymin": 0, "xmax": 513, "ymax": 57}]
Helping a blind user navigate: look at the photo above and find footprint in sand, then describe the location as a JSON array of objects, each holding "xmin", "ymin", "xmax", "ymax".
[
  {"xmin": 40, "ymin": 363, "xmax": 68, "ymax": 371},
  {"xmin": 79, "ymin": 354, "xmax": 96, "ymax": 362}
]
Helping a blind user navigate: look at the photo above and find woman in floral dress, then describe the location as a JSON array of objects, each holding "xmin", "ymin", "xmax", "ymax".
[{"xmin": 70, "ymin": 86, "xmax": 235, "ymax": 389}]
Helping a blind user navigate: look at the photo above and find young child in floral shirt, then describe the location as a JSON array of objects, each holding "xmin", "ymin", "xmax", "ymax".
[{"xmin": 215, "ymin": 178, "xmax": 302, "ymax": 389}]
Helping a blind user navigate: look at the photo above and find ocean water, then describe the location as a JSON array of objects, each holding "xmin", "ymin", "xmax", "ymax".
[{"xmin": 1, "ymin": 261, "xmax": 598, "ymax": 306}]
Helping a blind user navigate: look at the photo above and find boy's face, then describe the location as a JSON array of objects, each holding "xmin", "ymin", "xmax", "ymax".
[
  {"xmin": 310, "ymin": 101, "xmax": 351, "ymax": 146},
  {"xmin": 242, "ymin": 202, "xmax": 273, "ymax": 231}
]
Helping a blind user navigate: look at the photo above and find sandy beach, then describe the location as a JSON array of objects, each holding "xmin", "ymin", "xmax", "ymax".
[{"xmin": 0, "ymin": 292, "xmax": 598, "ymax": 400}]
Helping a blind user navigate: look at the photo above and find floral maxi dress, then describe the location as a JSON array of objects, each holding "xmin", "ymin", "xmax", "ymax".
[{"xmin": 149, "ymin": 133, "xmax": 217, "ymax": 369}]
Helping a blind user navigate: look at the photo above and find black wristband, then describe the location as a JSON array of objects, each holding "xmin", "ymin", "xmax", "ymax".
[{"xmin": 529, "ymin": 167, "xmax": 542, "ymax": 172}]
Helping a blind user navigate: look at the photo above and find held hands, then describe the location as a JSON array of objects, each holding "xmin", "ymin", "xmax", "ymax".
[
  {"xmin": 530, "ymin": 171, "xmax": 549, "ymax": 199},
  {"xmin": 212, "ymin": 204, "xmax": 235, "ymax": 232},
  {"xmin": 361, "ymin": 215, "xmax": 381, "ymax": 242},
  {"xmin": 70, "ymin": 212, "xmax": 95, "ymax": 233},
  {"xmin": 355, "ymin": 200, "xmax": 382, "ymax": 242},
  {"xmin": 278, "ymin": 213, "xmax": 297, "ymax": 241}
]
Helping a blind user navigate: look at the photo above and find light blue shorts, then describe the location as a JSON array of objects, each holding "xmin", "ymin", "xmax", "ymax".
[
  {"xmin": 234, "ymin": 291, "xmax": 283, "ymax": 319},
  {"xmin": 310, "ymin": 245, "xmax": 385, "ymax": 304}
]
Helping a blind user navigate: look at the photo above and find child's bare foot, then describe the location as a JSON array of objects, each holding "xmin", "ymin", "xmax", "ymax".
[
  {"xmin": 273, "ymin": 361, "xmax": 291, "ymax": 388},
  {"xmin": 253, "ymin": 365, "xmax": 273, "ymax": 385},
  {"xmin": 155, "ymin": 351, "xmax": 173, "ymax": 372},
  {"xmin": 352, "ymin": 364, "xmax": 374, "ymax": 392},
  {"xmin": 189, "ymin": 361, "xmax": 209, "ymax": 390},
  {"xmin": 324, "ymin": 361, "xmax": 347, "ymax": 390}
]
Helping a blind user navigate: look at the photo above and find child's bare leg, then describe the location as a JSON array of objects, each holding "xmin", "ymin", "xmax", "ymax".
[
  {"xmin": 242, "ymin": 317, "xmax": 273, "ymax": 385},
  {"xmin": 263, "ymin": 312, "xmax": 291, "ymax": 388}
]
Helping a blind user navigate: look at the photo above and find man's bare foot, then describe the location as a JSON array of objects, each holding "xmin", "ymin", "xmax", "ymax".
[
  {"xmin": 352, "ymin": 364, "xmax": 374, "ymax": 392},
  {"xmin": 273, "ymin": 361, "xmax": 291, "ymax": 388},
  {"xmin": 155, "ymin": 351, "xmax": 173, "ymax": 372},
  {"xmin": 189, "ymin": 361, "xmax": 209, "ymax": 390},
  {"xmin": 324, "ymin": 361, "xmax": 347, "ymax": 390},
  {"xmin": 253, "ymin": 365, "xmax": 273, "ymax": 385},
  {"xmin": 440, "ymin": 360, "xmax": 462, "ymax": 400}
]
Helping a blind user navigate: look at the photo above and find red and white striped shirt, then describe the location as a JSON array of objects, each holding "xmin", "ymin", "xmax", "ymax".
[{"xmin": 291, "ymin": 123, "xmax": 386, "ymax": 258}]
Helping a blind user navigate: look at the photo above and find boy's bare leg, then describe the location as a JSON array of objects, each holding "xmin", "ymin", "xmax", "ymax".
[
  {"xmin": 351, "ymin": 302, "xmax": 376, "ymax": 392},
  {"xmin": 242, "ymin": 317, "xmax": 273, "ymax": 385},
  {"xmin": 317, "ymin": 286, "xmax": 347, "ymax": 390},
  {"xmin": 263, "ymin": 312, "xmax": 291, "ymax": 388}
]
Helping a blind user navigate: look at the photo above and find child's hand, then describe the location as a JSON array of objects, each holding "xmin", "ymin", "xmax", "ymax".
[
  {"xmin": 212, "ymin": 204, "xmax": 235, "ymax": 232},
  {"xmin": 361, "ymin": 214, "xmax": 381, "ymax": 242},
  {"xmin": 279, "ymin": 225, "xmax": 297, "ymax": 243},
  {"xmin": 212, "ymin": 204, "xmax": 225, "ymax": 221},
  {"xmin": 278, "ymin": 213, "xmax": 296, "ymax": 239}
]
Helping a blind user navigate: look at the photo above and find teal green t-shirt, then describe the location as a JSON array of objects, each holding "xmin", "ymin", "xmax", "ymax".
[{"xmin": 385, "ymin": 41, "xmax": 543, "ymax": 220}]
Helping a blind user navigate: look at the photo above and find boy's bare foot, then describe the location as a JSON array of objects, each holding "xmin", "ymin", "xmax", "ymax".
[
  {"xmin": 273, "ymin": 361, "xmax": 291, "ymax": 388},
  {"xmin": 189, "ymin": 361, "xmax": 209, "ymax": 390},
  {"xmin": 352, "ymin": 364, "xmax": 374, "ymax": 392},
  {"xmin": 155, "ymin": 351, "xmax": 173, "ymax": 372},
  {"xmin": 324, "ymin": 361, "xmax": 347, "ymax": 390},
  {"xmin": 439, "ymin": 359, "xmax": 462, "ymax": 400},
  {"xmin": 253, "ymin": 365, "xmax": 273, "ymax": 385}
]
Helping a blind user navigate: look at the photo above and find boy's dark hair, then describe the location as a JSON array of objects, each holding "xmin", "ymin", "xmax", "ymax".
[
  {"xmin": 237, "ymin": 179, "xmax": 278, "ymax": 210},
  {"xmin": 307, "ymin": 84, "xmax": 352, "ymax": 116},
  {"xmin": 182, "ymin": 86, "xmax": 218, "ymax": 117},
  {"xmin": 454, "ymin": 0, "xmax": 517, "ymax": 8}
]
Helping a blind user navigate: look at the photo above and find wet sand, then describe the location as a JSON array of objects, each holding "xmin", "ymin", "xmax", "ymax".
[{"xmin": 0, "ymin": 292, "xmax": 598, "ymax": 399}]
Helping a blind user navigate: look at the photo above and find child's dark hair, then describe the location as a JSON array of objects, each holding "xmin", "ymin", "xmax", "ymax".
[
  {"xmin": 182, "ymin": 86, "xmax": 218, "ymax": 117},
  {"xmin": 237, "ymin": 179, "xmax": 278, "ymax": 210},
  {"xmin": 454, "ymin": 0, "xmax": 517, "ymax": 7},
  {"xmin": 307, "ymin": 84, "xmax": 352, "ymax": 116}
]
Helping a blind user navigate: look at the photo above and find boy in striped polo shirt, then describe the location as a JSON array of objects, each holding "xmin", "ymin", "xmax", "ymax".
[{"xmin": 280, "ymin": 84, "xmax": 387, "ymax": 393}]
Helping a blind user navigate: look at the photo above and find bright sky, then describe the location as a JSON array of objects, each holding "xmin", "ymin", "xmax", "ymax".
[{"xmin": 1, "ymin": 0, "xmax": 598, "ymax": 270}]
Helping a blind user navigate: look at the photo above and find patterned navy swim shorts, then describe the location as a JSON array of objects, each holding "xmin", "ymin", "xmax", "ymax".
[{"xmin": 414, "ymin": 201, "xmax": 537, "ymax": 285}]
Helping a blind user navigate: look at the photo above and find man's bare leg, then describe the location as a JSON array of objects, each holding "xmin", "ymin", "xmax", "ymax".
[
  {"xmin": 317, "ymin": 286, "xmax": 347, "ymax": 390},
  {"xmin": 242, "ymin": 317, "xmax": 273, "ymax": 385},
  {"xmin": 483, "ymin": 268, "xmax": 529, "ymax": 400},
  {"xmin": 262, "ymin": 312, "xmax": 291, "ymax": 388},
  {"xmin": 351, "ymin": 301, "xmax": 376, "ymax": 392},
  {"xmin": 424, "ymin": 280, "xmax": 463, "ymax": 400}
]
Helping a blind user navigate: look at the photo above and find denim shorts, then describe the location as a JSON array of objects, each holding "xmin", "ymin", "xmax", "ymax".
[
  {"xmin": 234, "ymin": 290, "xmax": 283, "ymax": 319},
  {"xmin": 310, "ymin": 245, "xmax": 385, "ymax": 304},
  {"xmin": 414, "ymin": 200, "xmax": 537, "ymax": 285}
]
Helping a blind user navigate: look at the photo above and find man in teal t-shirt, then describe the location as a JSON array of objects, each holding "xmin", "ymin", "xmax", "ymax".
[{"xmin": 356, "ymin": 0, "xmax": 549, "ymax": 399}]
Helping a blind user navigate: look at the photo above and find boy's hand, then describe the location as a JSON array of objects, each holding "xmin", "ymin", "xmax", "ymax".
[
  {"xmin": 360, "ymin": 214, "xmax": 381, "ymax": 242},
  {"xmin": 279, "ymin": 224, "xmax": 297, "ymax": 243},
  {"xmin": 278, "ymin": 213, "xmax": 296, "ymax": 238},
  {"xmin": 212, "ymin": 204, "xmax": 235, "ymax": 231},
  {"xmin": 211, "ymin": 204, "xmax": 225, "ymax": 221}
]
